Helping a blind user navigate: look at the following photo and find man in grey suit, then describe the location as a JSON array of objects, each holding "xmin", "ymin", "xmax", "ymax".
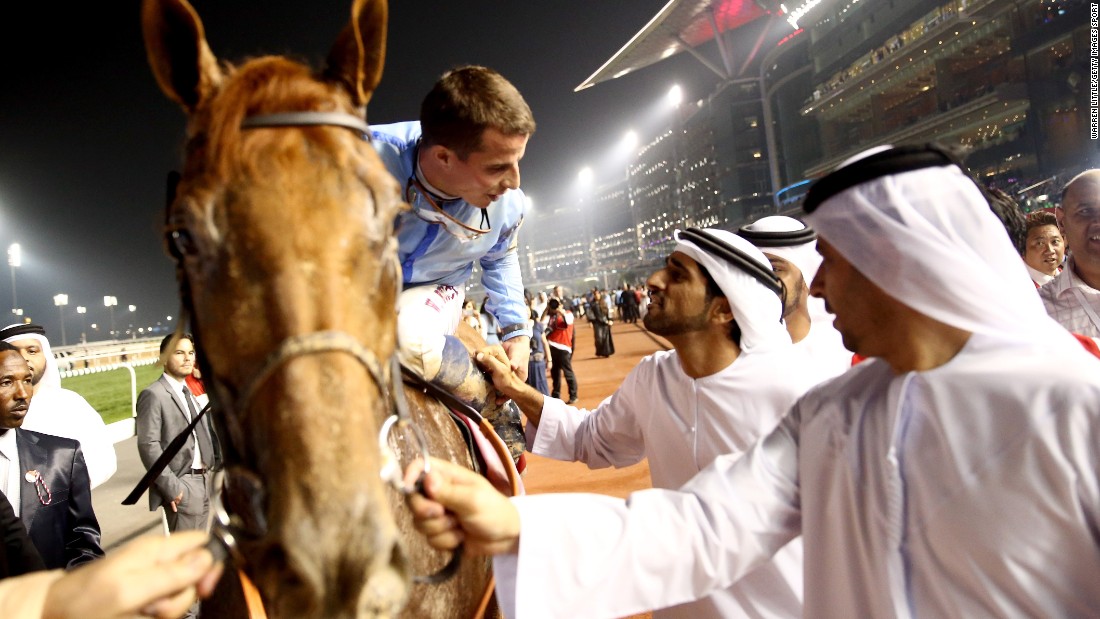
[{"xmin": 136, "ymin": 333, "xmax": 219, "ymax": 531}]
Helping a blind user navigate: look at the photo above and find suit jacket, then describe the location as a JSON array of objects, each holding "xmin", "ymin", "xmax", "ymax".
[
  {"xmin": 0, "ymin": 489, "xmax": 44, "ymax": 578},
  {"xmin": 15, "ymin": 429, "xmax": 103, "ymax": 570},
  {"xmin": 136, "ymin": 374, "xmax": 220, "ymax": 511}
]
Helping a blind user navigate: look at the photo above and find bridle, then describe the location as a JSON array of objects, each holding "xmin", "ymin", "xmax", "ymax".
[{"xmin": 165, "ymin": 110, "xmax": 462, "ymax": 585}]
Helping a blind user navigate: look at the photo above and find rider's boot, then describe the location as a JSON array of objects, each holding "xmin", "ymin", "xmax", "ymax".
[{"xmin": 425, "ymin": 336, "xmax": 526, "ymax": 466}]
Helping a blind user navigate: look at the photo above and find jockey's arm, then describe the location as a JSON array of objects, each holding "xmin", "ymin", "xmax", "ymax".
[{"xmin": 480, "ymin": 241, "xmax": 531, "ymax": 381}]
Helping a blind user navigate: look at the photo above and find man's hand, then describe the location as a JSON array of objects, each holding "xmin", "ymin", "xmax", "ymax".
[
  {"xmin": 501, "ymin": 336, "xmax": 530, "ymax": 382},
  {"xmin": 405, "ymin": 458, "xmax": 520, "ymax": 556},
  {"xmin": 42, "ymin": 531, "xmax": 223, "ymax": 619},
  {"xmin": 477, "ymin": 347, "xmax": 546, "ymax": 424},
  {"xmin": 170, "ymin": 490, "xmax": 184, "ymax": 513},
  {"xmin": 476, "ymin": 346, "xmax": 527, "ymax": 398}
]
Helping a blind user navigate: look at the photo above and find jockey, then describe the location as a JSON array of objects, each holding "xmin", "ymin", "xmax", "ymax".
[{"xmin": 371, "ymin": 66, "xmax": 535, "ymax": 461}]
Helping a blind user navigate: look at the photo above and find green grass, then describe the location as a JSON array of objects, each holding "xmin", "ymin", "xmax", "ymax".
[{"xmin": 61, "ymin": 364, "xmax": 166, "ymax": 425}]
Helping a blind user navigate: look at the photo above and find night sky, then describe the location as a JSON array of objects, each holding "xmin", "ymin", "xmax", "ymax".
[{"xmin": 0, "ymin": 1, "xmax": 724, "ymax": 343}]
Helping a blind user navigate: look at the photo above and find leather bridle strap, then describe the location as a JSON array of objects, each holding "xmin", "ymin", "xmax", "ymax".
[
  {"xmin": 235, "ymin": 330, "xmax": 394, "ymax": 416},
  {"xmin": 240, "ymin": 112, "xmax": 372, "ymax": 138}
]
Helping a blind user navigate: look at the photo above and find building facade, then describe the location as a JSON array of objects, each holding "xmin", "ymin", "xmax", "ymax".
[{"xmin": 519, "ymin": 0, "xmax": 1097, "ymax": 291}]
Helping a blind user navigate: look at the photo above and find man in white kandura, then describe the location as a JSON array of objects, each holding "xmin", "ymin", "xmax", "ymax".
[
  {"xmin": 0, "ymin": 324, "xmax": 116, "ymax": 488},
  {"xmin": 737, "ymin": 216, "xmax": 851, "ymax": 380},
  {"xmin": 476, "ymin": 227, "xmax": 816, "ymax": 618},
  {"xmin": 407, "ymin": 144, "xmax": 1100, "ymax": 619}
]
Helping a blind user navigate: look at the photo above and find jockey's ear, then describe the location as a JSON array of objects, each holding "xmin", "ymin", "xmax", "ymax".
[
  {"xmin": 141, "ymin": 0, "xmax": 223, "ymax": 113},
  {"xmin": 325, "ymin": 0, "xmax": 388, "ymax": 108}
]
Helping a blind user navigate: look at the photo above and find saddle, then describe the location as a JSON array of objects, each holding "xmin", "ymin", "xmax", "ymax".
[{"xmin": 400, "ymin": 366, "xmax": 526, "ymax": 493}]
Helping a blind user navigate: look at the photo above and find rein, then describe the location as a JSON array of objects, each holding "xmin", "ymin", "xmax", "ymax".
[{"xmin": 149, "ymin": 109, "xmax": 463, "ymax": 589}]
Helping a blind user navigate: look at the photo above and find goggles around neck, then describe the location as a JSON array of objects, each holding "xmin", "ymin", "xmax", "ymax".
[{"xmin": 405, "ymin": 177, "xmax": 492, "ymax": 243}]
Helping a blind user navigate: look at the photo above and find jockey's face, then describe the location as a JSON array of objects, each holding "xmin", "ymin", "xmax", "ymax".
[{"xmin": 431, "ymin": 128, "xmax": 527, "ymax": 208}]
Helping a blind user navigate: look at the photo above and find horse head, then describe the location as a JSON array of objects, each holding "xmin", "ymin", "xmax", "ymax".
[{"xmin": 142, "ymin": 0, "xmax": 411, "ymax": 615}]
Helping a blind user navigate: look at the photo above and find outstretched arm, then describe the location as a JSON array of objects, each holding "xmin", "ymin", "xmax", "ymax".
[{"xmin": 41, "ymin": 531, "xmax": 222, "ymax": 619}]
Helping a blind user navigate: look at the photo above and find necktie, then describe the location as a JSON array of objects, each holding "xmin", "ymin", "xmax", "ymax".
[{"xmin": 182, "ymin": 386, "xmax": 215, "ymax": 468}]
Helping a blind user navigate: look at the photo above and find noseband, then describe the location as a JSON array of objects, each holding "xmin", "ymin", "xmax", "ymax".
[{"xmin": 170, "ymin": 110, "xmax": 461, "ymax": 585}]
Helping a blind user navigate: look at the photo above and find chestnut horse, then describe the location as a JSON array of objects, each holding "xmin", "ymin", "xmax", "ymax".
[{"xmin": 142, "ymin": 0, "xmax": 513, "ymax": 616}]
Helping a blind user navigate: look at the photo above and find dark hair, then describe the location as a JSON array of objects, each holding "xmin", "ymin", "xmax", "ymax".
[
  {"xmin": 697, "ymin": 265, "xmax": 742, "ymax": 346},
  {"xmin": 1025, "ymin": 210, "xmax": 1061, "ymax": 235},
  {"xmin": 0, "ymin": 341, "xmax": 17, "ymax": 353},
  {"xmin": 420, "ymin": 65, "xmax": 536, "ymax": 158},
  {"xmin": 160, "ymin": 332, "xmax": 194, "ymax": 356},
  {"xmin": 984, "ymin": 187, "xmax": 1027, "ymax": 255}
]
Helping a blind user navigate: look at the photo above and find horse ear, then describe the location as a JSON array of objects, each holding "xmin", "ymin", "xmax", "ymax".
[
  {"xmin": 325, "ymin": 0, "xmax": 388, "ymax": 107},
  {"xmin": 141, "ymin": 0, "xmax": 223, "ymax": 113}
]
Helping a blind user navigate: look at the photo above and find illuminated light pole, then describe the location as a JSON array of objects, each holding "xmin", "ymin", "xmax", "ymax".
[
  {"xmin": 53, "ymin": 294, "xmax": 68, "ymax": 345},
  {"xmin": 578, "ymin": 166, "xmax": 596, "ymax": 280},
  {"xmin": 7, "ymin": 243, "xmax": 21, "ymax": 315},
  {"xmin": 128, "ymin": 305, "xmax": 137, "ymax": 339},
  {"xmin": 667, "ymin": 84, "xmax": 683, "ymax": 107},
  {"xmin": 104, "ymin": 296, "xmax": 117, "ymax": 337},
  {"xmin": 76, "ymin": 306, "xmax": 87, "ymax": 344}
]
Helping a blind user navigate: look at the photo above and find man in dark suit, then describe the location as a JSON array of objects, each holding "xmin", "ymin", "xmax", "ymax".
[
  {"xmin": 0, "ymin": 344, "xmax": 103, "ymax": 570},
  {"xmin": 136, "ymin": 333, "xmax": 219, "ymax": 531},
  {"xmin": 0, "ymin": 489, "xmax": 44, "ymax": 578}
]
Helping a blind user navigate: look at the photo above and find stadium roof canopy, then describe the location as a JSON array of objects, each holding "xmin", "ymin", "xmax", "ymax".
[{"xmin": 575, "ymin": 0, "xmax": 783, "ymax": 92}]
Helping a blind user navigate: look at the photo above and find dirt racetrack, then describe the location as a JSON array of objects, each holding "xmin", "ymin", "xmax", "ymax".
[{"xmin": 520, "ymin": 318, "xmax": 670, "ymax": 619}]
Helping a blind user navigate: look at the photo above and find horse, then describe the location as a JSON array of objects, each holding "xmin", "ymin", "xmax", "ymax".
[{"xmin": 141, "ymin": 0, "xmax": 515, "ymax": 616}]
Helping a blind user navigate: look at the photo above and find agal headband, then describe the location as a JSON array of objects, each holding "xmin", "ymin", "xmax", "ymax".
[
  {"xmin": 678, "ymin": 227, "xmax": 783, "ymax": 297},
  {"xmin": 802, "ymin": 144, "xmax": 963, "ymax": 214}
]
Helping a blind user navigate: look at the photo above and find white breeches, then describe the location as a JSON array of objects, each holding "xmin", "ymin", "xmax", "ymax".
[{"xmin": 396, "ymin": 284, "xmax": 465, "ymax": 378}]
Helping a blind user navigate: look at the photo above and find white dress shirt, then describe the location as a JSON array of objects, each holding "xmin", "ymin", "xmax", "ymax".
[
  {"xmin": 162, "ymin": 374, "xmax": 205, "ymax": 469},
  {"xmin": 0, "ymin": 429, "xmax": 21, "ymax": 516},
  {"xmin": 1039, "ymin": 255, "xmax": 1100, "ymax": 339}
]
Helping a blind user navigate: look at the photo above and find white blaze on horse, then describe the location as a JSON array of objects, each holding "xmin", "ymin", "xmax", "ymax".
[{"xmin": 142, "ymin": 0, "xmax": 515, "ymax": 616}]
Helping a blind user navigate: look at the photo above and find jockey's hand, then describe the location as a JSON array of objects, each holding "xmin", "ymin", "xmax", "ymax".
[
  {"xmin": 405, "ymin": 458, "xmax": 520, "ymax": 556},
  {"xmin": 501, "ymin": 336, "xmax": 530, "ymax": 382}
]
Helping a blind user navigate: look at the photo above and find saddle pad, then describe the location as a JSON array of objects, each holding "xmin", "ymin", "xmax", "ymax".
[{"xmin": 452, "ymin": 412, "xmax": 525, "ymax": 496}]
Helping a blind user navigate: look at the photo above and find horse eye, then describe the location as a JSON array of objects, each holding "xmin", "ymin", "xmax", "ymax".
[{"xmin": 169, "ymin": 228, "xmax": 198, "ymax": 258}]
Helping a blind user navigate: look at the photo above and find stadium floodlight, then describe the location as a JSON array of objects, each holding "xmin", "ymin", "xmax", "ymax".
[
  {"xmin": 104, "ymin": 296, "xmax": 118, "ymax": 337},
  {"xmin": 7, "ymin": 243, "xmax": 20, "ymax": 314},
  {"xmin": 53, "ymin": 294, "xmax": 69, "ymax": 345}
]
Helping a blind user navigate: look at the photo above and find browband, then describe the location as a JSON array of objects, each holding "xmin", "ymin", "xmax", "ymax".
[
  {"xmin": 678, "ymin": 228, "xmax": 783, "ymax": 297},
  {"xmin": 240, "ymin": 112, "xmax": 372, "ymax": 139},
  {"xmin": 802, "ymin": 144, "xmax": 959, "ymax": 213},
  {"xmin": 736, "ymin": 224, "xmax": 817, "ymax": 247}
]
